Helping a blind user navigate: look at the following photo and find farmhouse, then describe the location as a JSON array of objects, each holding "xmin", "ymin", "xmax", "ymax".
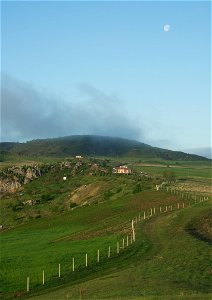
[{"xmin": 113, "ymin": 165, "xmax": 132, "ymax": 174}]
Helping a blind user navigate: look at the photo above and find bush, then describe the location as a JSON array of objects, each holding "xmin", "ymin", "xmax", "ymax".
[
  {"xmin": 116, "ymin": 187, "xmax": 122, "ymax": 193},
  {"xmin": 41, "ymin": 193, "xmax": 55, "ymax": 202},
  {"xmin": 133, "ymin": 183, "xmax": 142, "ymax": 194},
  {"xmin": 11, "ymin": 200, "xmax": 24, "ymax": 212},
  {"xmin": 103, "ymin": 190, "xmax": 113, "ymax": 200},
  {"xmin": 70, "ymin": 202, "xmax": 77, "ymax": 208}
]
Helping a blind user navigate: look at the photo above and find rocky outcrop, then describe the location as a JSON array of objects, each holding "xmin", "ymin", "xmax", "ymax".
[
  {"xmin": 0, "ymin": 164, "xmax": 44, "ymax": 194},
  {"xmin": 0, "ymin": 179, "xmax": 22, "ymax": 194},
  {"xmin": 0, "ymin": 160, "xmax": 110, "ymax": 194}
]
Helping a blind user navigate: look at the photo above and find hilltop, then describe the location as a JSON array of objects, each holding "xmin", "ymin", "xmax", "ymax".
[{"xmin": 0, "ymin": 135, "xmax": 209, "ymax": 161}]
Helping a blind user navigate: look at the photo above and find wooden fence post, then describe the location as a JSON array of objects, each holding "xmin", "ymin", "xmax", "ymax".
[
  {"xmin": 183, "ymin": 203, "xmax": 185, "ymax": 208},
  {"xmin": 58, "ymin": 263, "xmax": 61, "ymax": 278},
  {"xmin": 153, "ymin": 207, "xmax": 156, "ymax": 214},
  {"xmin": 42, "ymin": 270, "xmax": 45, "ymax": 285},
  {"xmin": 97, "ymin": 249, "xmax": 100, "ymax": 263},
  {"xmin": 27, "ymin": 276, "xmax": 29, "ymax": 292},
  {"xmin": 108, "ymin": 246, "xmax": 111, "ymax": 258},
  {"xmin": 178, "ymin": 203, "xmax": 180, "ymax": 209},
  {"xmin": 86, "ymin": 253, "xmax": 88, "ymax": 267},
  {"xmin": 73, "ymin": 257, "xmax": 75, "ymax": 272},
  {"xmin": 138, "ymin": 213, "xmax": 141, "ymax": 222},
  {"xmin": 144, "ymin": 211, "xmax": 146, "ymax": 220},
  {"xmin": 132, "ymin": 220, "xmax": 135, "ymax": 242},
  {"xmin": 160, "ymin": 206, "xmax": 162, "ymax": 212},
  {"xmin": 122, "ymin": 238, "xmax": 125, "ymax": 249},
  {"xmin": 117, "ymin": 242, "xmax": 119, "ymax": 254},
  {"xmin": 126, "ymin": 235, "xmax": 129, "ymax": 247}
]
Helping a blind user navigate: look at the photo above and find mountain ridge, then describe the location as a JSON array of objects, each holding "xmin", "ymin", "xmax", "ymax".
[{"xmin": 0, "ymin": 135, "xmax": 209, "ymax": 161}]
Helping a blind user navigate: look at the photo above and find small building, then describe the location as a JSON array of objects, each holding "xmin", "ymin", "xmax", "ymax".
[
  {"xmin": 113, "ymin": 165, "xmax": 132, "ymax": 174},
  {"xmin": 75, "ymin": 155, "xmax": 83, "ymax": 159}
]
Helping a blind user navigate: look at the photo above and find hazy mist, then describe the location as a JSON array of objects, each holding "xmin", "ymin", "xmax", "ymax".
[{"xmin": 1, "ymin": 74, "xmax": 142, "ymax": 142}]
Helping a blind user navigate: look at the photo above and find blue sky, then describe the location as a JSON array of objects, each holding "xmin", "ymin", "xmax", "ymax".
[{"xmin": 1, "ymin": 1, "xmax": 211, "ymax": 152}]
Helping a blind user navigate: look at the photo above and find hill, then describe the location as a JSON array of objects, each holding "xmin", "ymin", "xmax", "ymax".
[{"xmin": 0, "ymin": 135, "xmax": 209, "ymax": 161}]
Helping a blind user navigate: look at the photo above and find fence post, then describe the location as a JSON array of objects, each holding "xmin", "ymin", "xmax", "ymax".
[
  {"xmin": 150, "ymin": 208, "xmax": 153, "ymax": 217},
  {"xmin": 58, "ymin": 263, "xmax": 61, "ymax": 278},
  {"xmin": 108, "ymin": 246, "xmax": 111, "ymax": 258},
  {"xmin": 126, "ymin": 235, "xmax": 129, "ymax": 247},
  {"xmin": 122, "ymin": 238, "xmax": 125, "ymax": 249},
  {"xmin": 138, "ymin": 213, "xmax": 141, "ymax": 222},
  {"xmin": 165, "ymin": 206, "xmax": 167, "ymax": 212},
  {"xmin": 86, "ymin": 253, "xmax": 88, "ymax": 267},
  {"xmin": 144, "ymin": 211, "xmax": 146, "ymax": 220},
  {"xmin": 117, "ymin": 242, "xmax": 119, "ymax": 254},
  {"xmin": 178, "ymin": 203, "xmax": 180, "ymax": 209},
  {"xmin": 97, "ymin": 249, "xmax": 100, "ymax": 263},
  {"xmin": 27, "ymin": 276, "xmax": 29, "ymax": 292},
  {"xmin": 183, "ymin": 203, "xmax": 185, "ymax": 208},
  {"xmin": 73, "ymin": 257, "xmax": 75, "ymax": 272},
  {"xmin": 132, "ymin": 220, "xmax": 135, "ymax": 242},
  {"xmin": 153, "ymin": 207, "xmax": 156, "ymax": 214},
  {"xmin": 42, "ymin": 270, "xmax": 45, "ymax": 285}
]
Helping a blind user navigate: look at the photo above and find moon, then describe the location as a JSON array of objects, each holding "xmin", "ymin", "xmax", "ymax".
[{"xmin": 164, "ymin": 24, "xmax": 171, "ymax": 32}]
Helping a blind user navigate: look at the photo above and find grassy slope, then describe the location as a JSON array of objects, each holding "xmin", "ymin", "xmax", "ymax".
[
  {"xmin": 1, "ymin": 159, "xmax": 211, "ymax": 300},
  {"xmin": 1, "ymin": 189, "xmax": 192, "ymax": 298},
  {"xmin": 0, "ymin": 170, "xmax": 142, "ymax": 227},
  {"xmin": 28, "ymin": 201, "xmax": 212, "ymax": 300}
]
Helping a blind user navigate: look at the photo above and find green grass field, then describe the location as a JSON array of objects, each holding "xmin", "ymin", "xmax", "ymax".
[
  {"xmin": 27, "ymin": 200, "xmax": 212, "ymax": 300},
  {"xmin": 1, "ymin": 189, "xmax": 211, "ymax": 299},
  {"xmin": 1, "ymin": 158, "xmax": 211, "ymax": 299}
]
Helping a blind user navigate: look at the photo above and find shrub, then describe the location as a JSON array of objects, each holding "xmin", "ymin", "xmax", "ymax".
[
  {"xmin": 11, "ymin": 200, "xmax": 24, "ymax": 212},
  {"xmin": 103, "ymin": 190, "xmax": 113, "ymax": 200},
  {"xmin": 116, "ymin": 187, "xmax": 122, "ymax": 193},
  {"xmin": 70, "ymin": 202, "xmax": 77, "ymax": 208},
  {"xmin": 41, "ymin": 193, "xmax": 55, "ymax": 202},
  {"xmin": 133, "ymin": 183, "xmax": 142, "ymax": 194}
]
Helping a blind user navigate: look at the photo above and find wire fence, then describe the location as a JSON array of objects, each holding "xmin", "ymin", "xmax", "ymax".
[{"xmin": 23, "ymin": 188, "xmax": 210, "ymax": 293}]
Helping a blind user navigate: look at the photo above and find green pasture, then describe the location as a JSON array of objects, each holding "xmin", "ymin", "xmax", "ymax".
[
  {"xmin": 133, "ymin": 165, "xmax": 211, "ymax": 179},
  {"xmin": 1, "ymin": 157, "xmax": 211, "ymax": 299},
  {"xmin": 1, "ymin": 189, "xmax": 192, "ymax": 299},
  {"xmin": 28, "ymin": 200, "xmax": 212, "ymax": 300}
]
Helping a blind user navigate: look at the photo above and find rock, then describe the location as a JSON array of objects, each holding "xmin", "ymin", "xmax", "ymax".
[
  {"xmin": 0, "ymin": 179, "xmax": 22, "ymax": 193},
  {"xmin": 23, "ymin": 199, "xmax": 37, "ymax": 206}
]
